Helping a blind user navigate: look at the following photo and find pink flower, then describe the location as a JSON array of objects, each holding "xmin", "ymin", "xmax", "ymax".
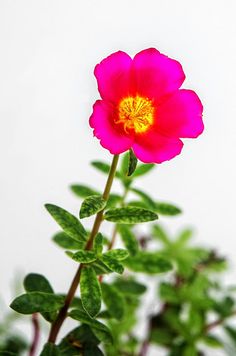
[{"xmin": 89, "ymin": 48, "xmax": 204, "ymax": 163}]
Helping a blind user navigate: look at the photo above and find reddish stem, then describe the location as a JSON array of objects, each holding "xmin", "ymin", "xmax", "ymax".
[
  {"xmin": 29, "ymin": 313, "xmax": 40, "ymax": 356},
  {"xmin": 205, "ymin": 310, "xmax": 236, "ymax": 332}
]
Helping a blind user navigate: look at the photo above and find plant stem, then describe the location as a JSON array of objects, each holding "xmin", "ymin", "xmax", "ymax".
[
  {"xmin": 47, "ymin": 154, "xmax": 119, "ymax": 343},
  {"xmin": 107, "ymin": 225, "xmax": 118, "ymax": 251},
  {"xmin": 139, "ymin": 339, "xmax": 149, "ymax": 356},
  {"xmin": 205, "ymin": 310, "xmax": 236, "ymax": 332},
  {"xmin": 29, "ymin": 314, "xmax": 40, "ymax": 356}
]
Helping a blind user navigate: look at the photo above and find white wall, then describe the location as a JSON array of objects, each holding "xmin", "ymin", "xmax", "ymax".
[{"xmin": 0, "ymin": 0, "xmax": 236, "ymax": 352}]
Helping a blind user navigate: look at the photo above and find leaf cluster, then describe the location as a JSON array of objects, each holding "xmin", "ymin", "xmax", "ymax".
[{"xmin": 6, "ymin": 152, "xmax": 236, "ymax": 355}]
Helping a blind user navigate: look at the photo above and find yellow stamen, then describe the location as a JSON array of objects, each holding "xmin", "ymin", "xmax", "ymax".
[{"xmin": 116, "ymin": 96, "xmax": 154, "ymax": 134}]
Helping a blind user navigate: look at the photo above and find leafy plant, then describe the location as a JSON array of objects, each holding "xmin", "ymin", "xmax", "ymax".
[{"xmin": 4, "ymin": 152, "xmax": 235, "ymax": 356}]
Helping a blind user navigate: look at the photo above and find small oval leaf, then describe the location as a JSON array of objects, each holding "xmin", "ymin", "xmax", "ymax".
[
  {"xmin": 155, "ymin": 202, "xmax": 182, "ymax": 216},
  {"xmin": 69, "ymin": 309, "xmax": 113, "ymax": 344},
  {"xmin": 101, "ymin": 283, "xmax": 125, "ymax": 320},
  {"xmin": 70, "ymin": 184, "xmax": 99, "ymax": 198},
  {"xmin": 10, "ymin": 292, "xmax": 64, "ymax": 315},
  {"xmin": 67, "ymin": 250, "xmax": 97, "ymax": 263},
  {"xmin": 45, "ymin": 204, "xmax": 87, "ymax": 242},
  {"xmin": 94, "ymin": 233, "xmax": 104, "ymax": 255},
  {"xmin": 118, "ymin": 225, "xmax": 139, "ymax": 256},
  {"xmin": 80, "ymin": 266, "xmax": 102, "ymax": 317},
  {"xmin": 104, "ymin": 207, "xmax": 158, "ymax": 224},
  {"xmin": 103, "ymin": 249, "xmax": 129, "ymax": 261},
  {"xmin": 124, "ymin": 252, "xmax": 172, "ymax": 274},
  {"xmin": 24, "ymin": 273, "xmax": 53, "ymax": 293},
  {"xmin": 132, "ymin": 163, "xmax": 155, "ymax": 178},
  {"xmin": 100, "ymin": 255, "xmax": 124, "ymax": 274},
  {"xmin": 79, "ymin": 195, "xmax": 106, "ymax": 219},
  {"xmin": 127, "ymin": 149, "xmax": 138, "ymax": 176},
  {"xmin": 52, "ymin": 231, "xmax": 85, "ymax": 250},
  {"xmin": 131, "ymin": 188, "xmax": 156, "ymax": 210},
  {"xmin": 91, "ymin": 161, "xmax": 111, "ymax": 174}
]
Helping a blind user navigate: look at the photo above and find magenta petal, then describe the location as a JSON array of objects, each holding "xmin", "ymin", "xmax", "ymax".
[
  {"xmin": 89, "ymin": 100, "xmax": 133, "ymax": 154},
  {"xmin": 94, "ymin": 51, "xmax": 132, "ymax": 104},
  {"xmin": 158, "ymin": 89, "xmax": 204, "ymax": 138},
  {"xmin": 132, "ymin": 48, "xmax": 185, "ymax": 102},
  {"xmin": 132, "ymin": 131, "xmax": 183, "ymax": 164}
]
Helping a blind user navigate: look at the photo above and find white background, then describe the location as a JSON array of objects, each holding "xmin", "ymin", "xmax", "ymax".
[{"xmin": 0, "ymin": 0, "xmax": 236, "ymax": 354}]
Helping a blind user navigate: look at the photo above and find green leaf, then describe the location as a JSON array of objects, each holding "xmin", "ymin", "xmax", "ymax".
[
  {"xmin": 66, "ymin": 250, "xmax": 97, "ymax": 263},
  {"xmin": 132, "ymin": 163, "xmax": 155, "ymax": 178},
  {"xmin": 10, "ymin": 292, "xmax": 64, "ymax": 314},
  {"xmin": 58, "ymin": 324, "xmax": 100, "ymax": 355},
  {"xmin": 80, "ymin": 266, "xmax": 101, "ymax": 317},
  {"xmin": 94, "ymin": 233, "xmax": 103, "ymax": 255},
  {"xmin": 155, "ymin": 202, "xmax": 182, "ymax": 216},
  {"xmin": 118, "ymin": 225, "xmax": 139, "ymax": 256},
  {"xmin": 100, "ymin": 255, "xmax": 124, "ymax": 274},
  {"xmin": 101, "ymin": 283, "xmax": 125, "ymax": 320},
  {"xmin": 91, "ymin": 160, "xmax": 120, "ymax": 179},
  {"xmin": 159, "ymin": 282, "xmax": 179, "ymax": 304},
  {"xmin": 45, "ymin": 204, "xmax": 87, "ymax": 242},
  {"xmin": 182, "ymin": 345, "xmax": 198, "ymax": 356},
  {"xmin": 0, "ymin": 335, "xmax": 28, "ymax": 354},
  {"xmin": 106, "ymin": 194, "xmax": 122, "ymax": 209},
  {"xmin": 127, "ymin": 200, "xmax": 149, "ymax": 209},
  {"xmin": 103, "ymin": 249, "xmax": 129, "ymax": 261},
  {"xmin": 24, "ymin": 273, "xmax": 53, "ymax": 293},
  {"xmin": 127, "ymin": 149, "xmax": 138, "ymax": 176},
  {"xmin": 187, "ymin": 307, "xmax": 204, "ymax": 336},
  {"xmin": 214, "ymin": 296, "xmax": 234, "ymax": 317},
  {"xmin": 92, "ymin": 260, "xmax": 113, "ymax": 275},
  {"xmin": 113, "ymin": 278, "xmax": 147, "ymax": 295},
  {"xmin": 124, "ymin": 252, "xmax": 172, "ymax": 274},
  {"xmin": 84, "ymin": 345, "xmax": 104, "ymax": 356},
  {"xmin": 202, "ymin": 335, "xmax": 223, "ymax": 348},
  {"xmin": 52, "ymin": 231, "xmax": 85, "ymax": 250},
  {"xmin": 224, "ymin": 325, "xmax": 236, "ymax": 346},
  {"xmin": 104, "ymin": 207, "xmax": 158, "ymax": 224},
  {"xmin": 91, "ymin": 161, "xmax": 111, "ymax": 174},
  {"xmin": 23, "ymin": 274, "xmax": 56, "ymax": 323},
  {"xmin": 40, "ymin": 343, "xmax": 61, "ymax": 356},
  {"xmin": 152, "ymin": 224, "xmax": 170, "ymax": 246},
  {"xmin": 175, "ymin": 229, "xmax": 193, "ymax": 247},
  {"xmin": 79, "ymin": 195, "xmax": 106, "ymax": 219},
  {"xmin": 131, "ymin": 188, "xmax": 156, "ymax": 210},
  {"xmin": 150, "ymin": 328, "xmax": 173, "ymax": 345},
  {"xmin": 120, "ymin": 152, "xmax": 129, "ymax": 177},
  {"xmin": 69, "ymin": 309, "xmax": 113, "ymax": 344},
  {"xmin": 70, "ymin": 184, "xmax": 99, "ymax": 198}
]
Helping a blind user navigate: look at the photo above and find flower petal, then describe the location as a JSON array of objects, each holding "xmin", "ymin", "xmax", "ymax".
[
  {"xmin": 157, "ymin": 90, "xmax": 204, "ymax": 138},
  {"xmin": 132, "ymin": 48, "xmax": 185, "ymax": 102},
  {"xmin": 94, "ymin": 51, "xmax": 132, "ymax": 104},
  {"xmin": 132, "ymin": 130, "xmax": 183, "ymax": 164},
  {"xmin": 89, "ymin": 100, "xmax": 133, "ymax": 154}
]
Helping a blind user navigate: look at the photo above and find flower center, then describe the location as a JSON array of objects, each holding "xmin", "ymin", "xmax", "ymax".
[{"xmin": 116, "ymin": 96, "xmax": 154, "ymax": 134}]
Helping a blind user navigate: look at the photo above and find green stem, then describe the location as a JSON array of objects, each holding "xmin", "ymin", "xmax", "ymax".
[{"xmin": 47, "ymin": 154, "xmax": 119, "ymax": 344}]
